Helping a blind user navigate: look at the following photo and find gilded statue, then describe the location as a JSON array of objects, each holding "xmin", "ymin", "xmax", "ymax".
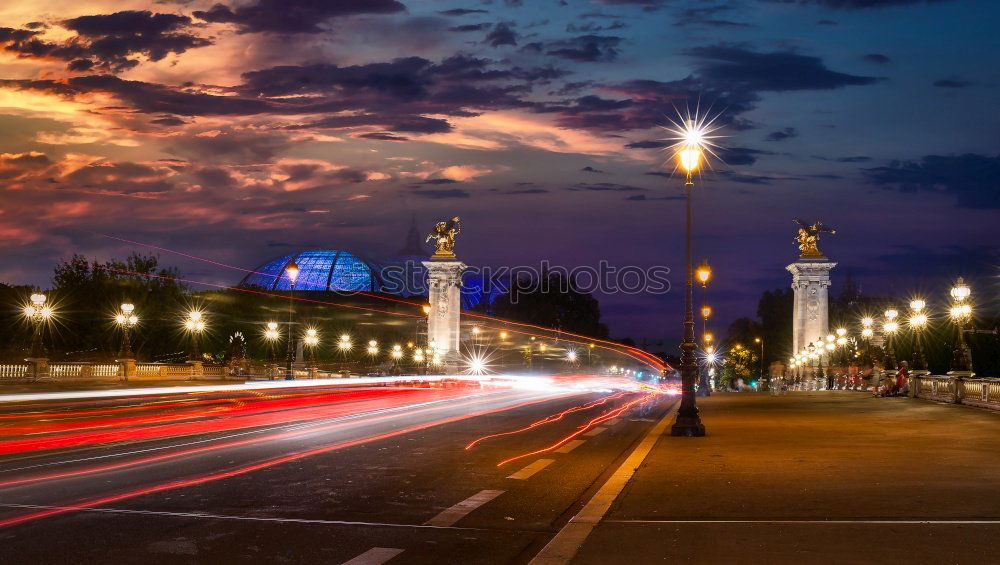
[
  {"xmin": 426, "ymin": 216, "xmax": 461, "ymax": 259},
  {"xmin": 794, "ymin": 219, "xmax": 835, "ymax": 258}
]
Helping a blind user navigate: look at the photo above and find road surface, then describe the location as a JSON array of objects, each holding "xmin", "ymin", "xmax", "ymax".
[{"xmin": 0, "ymin": 380, "xmax": 673, "ymax": 564}]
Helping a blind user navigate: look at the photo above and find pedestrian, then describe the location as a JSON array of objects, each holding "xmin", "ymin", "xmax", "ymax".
[{"xmin": 895, "ymin": 361, "xmax": 909, "ymax": 396}]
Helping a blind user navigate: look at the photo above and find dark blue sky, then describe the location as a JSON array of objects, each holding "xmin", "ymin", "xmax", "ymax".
[{"xmin": 0, "ymin": 0, "xmax": 997, "ymax": 342}]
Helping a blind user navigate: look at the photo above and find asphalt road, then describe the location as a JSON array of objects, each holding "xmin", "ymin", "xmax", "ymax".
[{"xmin": 0, "ymin": 381, "xmax": 674, "ymax": 564}]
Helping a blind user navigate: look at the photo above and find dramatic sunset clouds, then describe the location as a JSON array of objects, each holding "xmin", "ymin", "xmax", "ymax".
[{"xmin": 0, "ymin": 0, "xmax": 997, "ymax": 340}]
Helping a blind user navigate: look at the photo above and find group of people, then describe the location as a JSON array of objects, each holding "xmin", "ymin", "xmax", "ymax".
[{"xmin": 875, "ymin": 361, "xmax": 910, "ymax": 397}]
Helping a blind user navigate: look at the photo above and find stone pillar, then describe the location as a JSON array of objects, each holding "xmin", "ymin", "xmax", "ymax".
[
  {"xmin": 25, "ymin": 357, "xmax": 48, "ymax": 382},
  {"xmin": 119, "ymin": 358, "xmax": 137, "ymax": 381},
  {"xmin": 423, "ymin": 259, "xmax": 465, "ymax": 371},
  {"xmin": 187, "ymin": 360, "xmax": 204, "ymax": 379},
  {"xmin": 787, "ymin": 258, "xmax": 837, "ymax": 355}
]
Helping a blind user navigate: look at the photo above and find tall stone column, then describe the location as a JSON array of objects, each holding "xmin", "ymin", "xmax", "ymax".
[
  {"xmin": 423, "ymin": 260, "xmax": 465, "ymax": 370},
  {"xmin": 787, "ymin": 259, "xmax": 836, "ymax": 356}
]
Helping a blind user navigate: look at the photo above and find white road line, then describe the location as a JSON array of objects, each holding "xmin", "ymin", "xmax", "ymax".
[
  {"xmin": 605, "ymin": 519, "xmax": 1000, "ymax": 525},
  {"xmin": 0, "ymin": 503, "xmax": 489, "ymax": 530},
  {"xmin": 424, "ymin": 489, "xmax": 505, "ymax": 527},
  {"xmin": 581, "ymin": 426, "xmax": 606, "ymax": 437},
  {"xmin": 341, "ymin": 548, "xmax": 404, "ymax": 565},
  {"xmin": 507, "ymin": 459, "xmax": 555, "ymax": 479},
  {"xmin": 528, "ymin": 400, "xmax": 677, "ymax": 565},
  {"xmin": 604, "ymin": 418, "xmax": 621, "ymax": 426},
  {"xmin": 553, "ymin": 440, "xmax": 585, "ymax": 454}
]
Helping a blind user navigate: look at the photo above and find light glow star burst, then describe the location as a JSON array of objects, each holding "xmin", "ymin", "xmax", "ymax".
[{"xmin": 661, "ymin": 102, "xmax": 726, "ymax": 174}]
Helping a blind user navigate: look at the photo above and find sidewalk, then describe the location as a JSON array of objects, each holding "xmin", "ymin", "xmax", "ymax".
[{"xmin": 574, "ymin": 392, "xmax": 1000, "ymax": 564}]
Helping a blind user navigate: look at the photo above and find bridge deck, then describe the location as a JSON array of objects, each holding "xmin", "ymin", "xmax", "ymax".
[{"xmin": 574, "ymin": 392, "xmax": 1000, "ymax": 564}]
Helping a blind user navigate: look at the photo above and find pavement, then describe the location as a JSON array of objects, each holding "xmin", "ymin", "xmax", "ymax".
[
  {"xmin": 569, "ymin": 392, "xmax": 1000, "ymax": 565},
  {"xmin": 1, "ymin": 387, "xmax": 998, "ymax": 564}
]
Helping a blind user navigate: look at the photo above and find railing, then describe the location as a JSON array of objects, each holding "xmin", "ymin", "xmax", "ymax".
[
  {"xmin": 912, "ymin": 374, "xmax": 1000, "ymax": 411},
  {"xmin": 0, "ymin": 364, "xmax": 28, "ymax": 381}
]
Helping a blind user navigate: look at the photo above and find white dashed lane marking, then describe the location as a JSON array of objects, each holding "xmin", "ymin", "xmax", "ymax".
[
  {"xmin": 507, "ymin": 458, "xmax": 555, "ymax": 479},
  {"xmin": 424, "ymin": 489, "xmax": 505, "ymax": 527},
  {"xmin": 554, "ymin": 440, "xmax": 586, "ymax": 454},
  {"xmin": 582, "ymin": 426, "xmax": 606, "ymax": 437},
  {"xmin": 341, "ymin": 547, "xmax": 404, "ymax": 565}
]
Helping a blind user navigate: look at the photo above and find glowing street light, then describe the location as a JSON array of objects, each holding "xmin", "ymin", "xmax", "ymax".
[
  {"xmin": 883, "ymin": 311, "xmax": 900, "ymax": 370},
  {"xmin": 566, "ymin": 350, "xmax": 578, "ymax": 363},
  {"xmin": 24, "ymin": 292, "xmax": 53, "ymax": 359},
  {"xmin": 182, "ymin": 310, "xmax": 206, "ymax": 361},
  {"xmin": 695, "ymin": 261, "xmax": 712, "ymax": 287},
  {"xmin": 337, "ymin": 333, "xmax": 353, "ymax": 355},
  {"xmin": 115, "ymin": 302, "xmax": 139, "ymax": 358},
  {"xmin": 283, "ymin": 260, "xmax": 300, "ymax": 380},
  {"xmin": 367, "ymin": 339, "xmax": 379, "ymax": 356},
  {"xmin": 666, "ymin": 111, "xmax": 720, "ymax": 436},
  {"xmin": 949, "ymin": 277, "xmax": 974, "ymax": 372},
  {"xmin": 499, "ymin": 330, "xmax": 509, "ymax": 340},
  {"xmin": 303, "ymin": 328, "xmax": 320, "ymax": 368},
  {"xmin": 391, "ymin": 344, "xmax": 403, "ymax": 360}
]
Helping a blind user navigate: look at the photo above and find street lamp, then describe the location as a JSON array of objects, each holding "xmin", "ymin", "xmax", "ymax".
[
  {"xmin": 668, "ymin": 118, "xmax": 709, "ymax": 436},
  {"xmin": 284, "ymin": 260, "xmax": 300, "ymax": 380},
  {"xmin": 263, "ymin": 322, "xmax": 281, "ymax": 377},
  {"xmin": 24, "ymin": 292, "xmax": 53, "ymax": 359},
  {"xmin": 115, "ymin": 303, "xmax": 139, "ymax": 358},
  {"xmin": 695, "ymin": 262, "xmax": 712, "ymax": 397},
  {"xmin": 908, "ymin": 299, "xmax": 928, "ymax": 371},
  {"xmin": 566, "ymin": 349, "xmax": 578, "ymax": 363},
  {"xmin": 303, "ymin": 328, "xmax": 319, "ymax": 369},
  {"xmin": 949, "ymin": 277, "xmax": 973, "ymax": 373},
  {"xmin": 883, "ymin": 309, "xmax": 899, "ymax": 370},
  {"xmin": 182, "ymin": 310, "xmax": 206, "ymax": 361},
  {"xmin": 753, "ymin": 337, "xmax": 764, "ymax": 385}
]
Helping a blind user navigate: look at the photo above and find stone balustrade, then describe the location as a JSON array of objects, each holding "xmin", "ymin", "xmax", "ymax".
[{"xmin": 911, "ymin": 374, "xmax": 1000, "ymax": 411}]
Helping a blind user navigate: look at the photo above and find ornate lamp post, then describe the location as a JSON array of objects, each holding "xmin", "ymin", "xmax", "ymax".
[
  {"xmin": 284, "ymin": 260, "xmax": 300, "ymax": 380},
  {"xmin": 908, "ymin": 299, "xmax": 929, "ymax": 372},
  {"xmin": 304, "ymin": 328, "xmax": 320, "ymax": 371},
  {"xmin": 667, "ymin": 118, "xmax": 711, "ymax": 437},
  {"xmin": 949, "ymin": 278, "xmax": 973, "ymax": 373},
  {"xmin": 24, "ymin": 292, "xmax": 53, "ymax": 359},
  {"xmin": 115, "ymin": 303, "xmax": 139, "ymax": 358},
  {"xmin": 883, "ymin": 309, "xmax": 899, "ymax": 370},
  {"xmin": 183, "ymin": 310, "xmax": 206, "ymax": 361},
  {"xmin": 264, "ymin": 321, "xmax": 280, "ymax": 379},
  {"xmin": 753, "ymin": 336, "xmax": 764, "ymax": 387}
]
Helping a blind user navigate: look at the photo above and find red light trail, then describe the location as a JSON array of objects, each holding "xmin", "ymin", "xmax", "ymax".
[
  {"xmin": 495, "ymin": 392, "xmax": 659, "ymax": 467},
  {"xmin": 0, "ymin": 390, "xmax": 576, "ymax": 529},
  {"xmin": 464, "ymin": 391, "xmax": 627, "ymax": 450}
]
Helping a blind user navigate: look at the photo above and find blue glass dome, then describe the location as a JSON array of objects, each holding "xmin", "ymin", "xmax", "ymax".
[{"xmin": 240, "ymin": 250, "xmax": 379, "ymax": 292}]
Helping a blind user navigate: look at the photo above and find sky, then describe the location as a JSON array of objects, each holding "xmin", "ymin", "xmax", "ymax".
[{"xmin": 0, "ymin": 0, "xmax": 998, "ymax": 343}]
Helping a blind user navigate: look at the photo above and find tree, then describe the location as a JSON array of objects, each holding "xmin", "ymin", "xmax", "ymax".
[
  {"xmin": 47, "ymin": 253, "xmax": 187, "ymax": 361},
  {"xmin": 477, "ymin": 272, "xmax": 609, "ymax": 339},
  {"xmin": 756, "ymin": 288, "xmax": 793, "ymax": 366}
]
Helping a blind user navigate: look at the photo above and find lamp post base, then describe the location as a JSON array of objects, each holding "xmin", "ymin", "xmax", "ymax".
[{"xmin": 671, "ymin": 414, "xmax": 706, "ymax": 437}]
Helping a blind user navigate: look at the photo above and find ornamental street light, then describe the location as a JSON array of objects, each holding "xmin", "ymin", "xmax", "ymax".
[
  {"xmin": 183, "ymin": 310, "xmax": 206, "ymax": 361},
  {"xmin": 696, "ymin": 261, "xmax": 712, "ymax": 397},
  {"xmin": 115, "ymin": 302, "xmax": 139, "ymax": 358},
  {"xmin": 304, "ymin": 328, "xmax": 319, "ymax": 368},
  {"xmin": 284, "ymin": 260, "xmax": 300, "ymax": 380},
  {"xmin": 24, "ymin": 292, "xmax": 53, "ymax": 359},
  {"xmin": 949, "ymin": 277, "xmax": 974, "ymax": 372},
  {"xmin": 667, "ymin": 115, "xmax": 712, "ymax": 437},
  {"xmin": 566, "ymin": 349, "xmax": 578, "ymax": 363},
  {"xmin": 908, "ymin": 299, "xmax": 929, "ymax": 371},
  {"xmin": 753, "ymin": 337, "xmax": 764, "ymax": 386},
  {"xmin": 883, "ymin": 310, "xmax": 900, "ymax": 370},
  {"xmin": 264, "ymin": 322, "xmax": 281, "ymax": 377}
]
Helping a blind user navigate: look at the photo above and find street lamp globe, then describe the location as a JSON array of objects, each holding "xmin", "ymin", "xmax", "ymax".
[
  {"xmin": 566, "ymin": 350, "xmax": 578, "ymax": 362},
  {"xmin": 861, "ymin": 327, "xmax": 874, "ymax": 338},
  {"xmin": 909, "ymin": 299, "xmax": 925, "ymax": 312},
  {"xmin": 695, "ymin": 261, "xmax": 712, "ymax": 286},
  {"xmin": 884, "ymin": 309, "xmax": 898, "ymax": 321},
  {"xmin": 836, "ymin": 327, "xmax": 847, "ymax": 337},
  {"xmin": 950, "ymin": 278, "xmax": 971, "ymax": 302},
  {"xmin": 884, "ymin": 321, "xmax": 899, "ymax": 334},
  {"xmin": 30, "ymin": 293, "xmax": 46, "ymax": 306},
  {"xmin": 910, "ymin": 313, "xmax": 928, "ymax": 328},
  {"xmin": 861, "ymin": 316, "xmax": 874, "ymax": 328}
]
